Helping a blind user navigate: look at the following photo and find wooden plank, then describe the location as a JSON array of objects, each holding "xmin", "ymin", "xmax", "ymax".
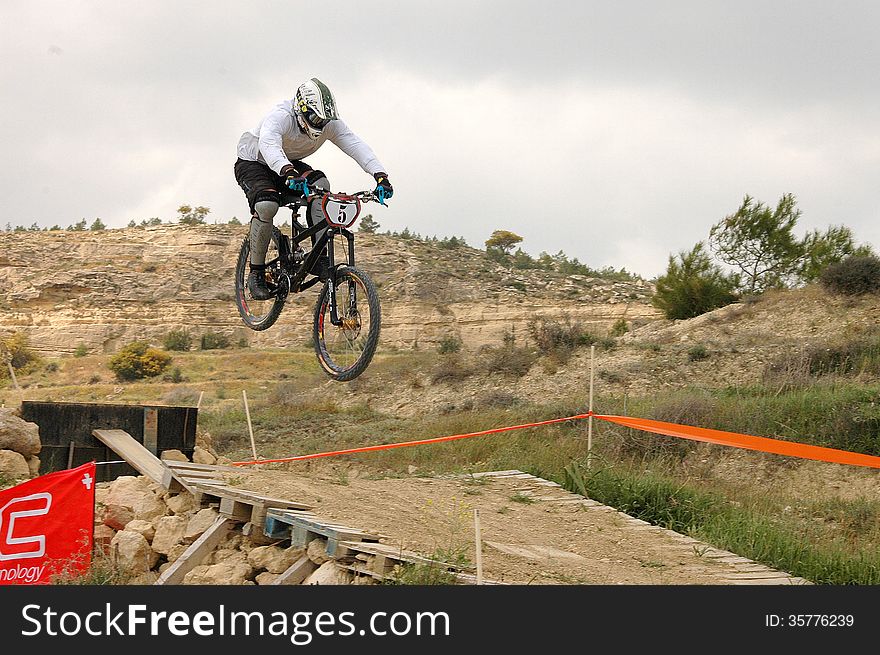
[
  {"xmin": 143, "ymin": 407, "xmax": 158, "ymax": 454},
  {"xmin": 469, "ymin": 470, "xmax": 524, "ymax": 478},
  {"xmin": 191, "ymin": 482, "xmax": 311, "ymax": 511},
  {"xmin": 191, "ymin": 480, "xmax": 231, "ymax": 489},
  {"xmin": 272, "ymin": 554, "xmax": 317, "ymax": 585},
  {"xmin": 340, "ymin": 541, "xmax": 452, "ymax": 569},
  {"xmin": 173, "ymin": 469, "xmax": 225, "ymax": 481},
  {"xmin": 219, "ymin": 497, "xmax": 253, "ymax": 521},
  {"xmin": 725, "ymin": 576, "xmax": 808, "ymax": 585},
  {"xmin": 452, "ymin": 572, "xmax": 504, "ymax": 585},
  {"xmin": 371, "ymin": 554, "xmax": 392, "ymax": 576},
  {"xmin": 160, "ymin": 468, "xmax": 205, "ymax": 494},
  {"xmin": 725, "ymin": 571, "xmax": 796, "ymax": 579},
  {"xmin": 164, "ymin": 461, "xmax": 244, "ymax": 473},
  {"xmin": 93, "ymin": 429, "xmax": 182, "ymax": 489},
  {"xmin": 341, "ymin": 562, "xmax": 384, "ymax": 581},
  {"xmin": 266, "ymin": 511, "xmax": 379, "ymax": 539},
  {"xmin": 155, "ymin": 517, "xmax": 234, "ymax": 585}
]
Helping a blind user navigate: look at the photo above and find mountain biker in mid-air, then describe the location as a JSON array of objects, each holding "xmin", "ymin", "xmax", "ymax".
[{"xmin": 234, "ymin": 77, "xmax": 393, "ymax": 300}]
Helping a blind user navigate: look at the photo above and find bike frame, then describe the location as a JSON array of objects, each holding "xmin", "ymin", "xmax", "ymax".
[{"xmin": 273, "ymin": 196, "xmax": 358, "ymax": 326}]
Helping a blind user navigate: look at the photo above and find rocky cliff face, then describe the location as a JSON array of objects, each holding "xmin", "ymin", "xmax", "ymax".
[{"xmin": 0, "ymin": 225, "xmax": 661, "ymax": 356}]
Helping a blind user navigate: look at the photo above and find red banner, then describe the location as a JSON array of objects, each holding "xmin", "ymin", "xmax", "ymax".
[{"xmin": 0, "ymin": 462, "xmax": 95, "ymax": 585}]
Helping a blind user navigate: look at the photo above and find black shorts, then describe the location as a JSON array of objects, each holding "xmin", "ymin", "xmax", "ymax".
[{"xmin": 233, "ymin": 158, "xmax": 312, "ymax": 213}]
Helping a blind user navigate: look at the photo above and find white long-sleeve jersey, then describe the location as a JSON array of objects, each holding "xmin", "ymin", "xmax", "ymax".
[{"xmin": 236, "ymin": 99, "xmax": 387, "ymax": 177}]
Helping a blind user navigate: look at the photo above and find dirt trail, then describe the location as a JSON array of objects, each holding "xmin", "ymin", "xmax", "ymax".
[{"xmin": 228, "ymin": 466, "xmax": 809, "ymax": 585}]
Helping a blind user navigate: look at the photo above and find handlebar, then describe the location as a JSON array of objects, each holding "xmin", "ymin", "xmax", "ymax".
[{"xmin": 282, "ymin": 185, "xmax": 384, "ymax": 207}]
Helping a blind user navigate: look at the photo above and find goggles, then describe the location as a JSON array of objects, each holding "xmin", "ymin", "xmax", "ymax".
[{"xmin": 302, "ymin": 109, "xmax": 330, "ymax": 130}]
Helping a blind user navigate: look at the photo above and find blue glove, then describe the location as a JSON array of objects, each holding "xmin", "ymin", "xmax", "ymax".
[
  {"xmin": 373, "ymin": 173, "xmax": 393, "ymax": 206},
  {"xmin": 286, "ymin": 176, "xmax": 310, "ymax": 197},
  {"xmin": 280, "ymin": 164, "xmax": 311, "ymax": 197}
]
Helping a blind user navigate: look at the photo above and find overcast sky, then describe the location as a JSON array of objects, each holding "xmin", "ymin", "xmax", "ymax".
[{"xmin": 2, "ymin": 1, "xmax": 878, "ymax": 279}]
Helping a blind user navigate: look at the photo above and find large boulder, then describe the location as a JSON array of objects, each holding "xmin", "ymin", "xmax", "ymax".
[
  {"xmin": 303, "ymin": 561, "xmax": 351, "ymax": 585},
  {"xmin": 207, "ymin": 549, "xmax": 249, "ymax": 567},
  {"xmin": 110, "ymin": 530, "xmax": 159, "ymax": 573},
  {"xmin": 192, "ymin": 446, "xmax": 216, "ymax": 465},
  {"xmin": 306, "ymin": 538, "xmax": 330, "ymax": 565},
  {"xmin": 151, "ymin": 515, "xmax": 188, "ymax": 555},
  {"xmin": 0, "ymin": 450, "xmax": 31, "ymax": 479},
  {"xmin": 255, "ymin": 572, "xmax": 280, "ymax": 585},
  {"xmin": 183, "ymin": 561, "xmax": 253, "ymax": 585},
  {"xmin": 125, "ymin": 519, "xmax": 156, "ymax": 543},
  {"xmin": 103, "ymin": 476, "xmax": 167, "ymax": 530},
  {"xmin": 165, "ymin": 493, "xmax": 195, "ymax": 515},
  {"xmin": 184, "ymin": 507, "xmax": 220, "ymax": 543},
  {"xmin": 165, "ymin": 543, "xmax": 189, "ymax": 564},
  {"xmin": 247, "ymin": 545, "xmax": 305, "ymax": 574},
  {"xmin": 160, "ymin": 449, "xmax": 188, "ymax": 462},
  {"xmin": 0, "ymin": 409, "xmax": 40, "ymax": 458}
]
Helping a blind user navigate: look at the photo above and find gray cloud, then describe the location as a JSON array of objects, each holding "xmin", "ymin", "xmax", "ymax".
[{"xmin": 1, "ymin": 1, "xmax": 877, "ymax": 278}]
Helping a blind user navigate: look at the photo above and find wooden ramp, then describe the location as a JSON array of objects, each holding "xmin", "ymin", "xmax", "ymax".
[
  {"xmin": 93, "ymin": 429, "xmax": 185, "ymax": 492},
  {"xmin": 93, "ymin": 431, "xmax": 805, "ymax": 586},
  {"xmin": 469, "ymin": 470, "xmax": 813, "ymax": 586},
  {"xmin": 91, "ymin": 428, "xmax": 324, "ymax": 584}
]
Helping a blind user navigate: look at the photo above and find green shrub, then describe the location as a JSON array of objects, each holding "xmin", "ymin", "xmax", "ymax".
[
  {"xmin": 73, "ymin": 343, "xmax": 89, "ymax": 358},
  {"xmin": 437, "ymin": 334, "xmax": 462, "ymax": 355},
  {"xmin": 652, "ymin": 242, "xmax": 739, "ymax": 319},
  {"xmin": 819, "ymin": 254, "xmax": 880, "ymax": 296},
  {"xmin": 527, "ymin": 315, "xmax": 588, "ymax": 364},
  {"xmin": 764, "ymin": 331, "xmax": 880, "ymax": 386},
  {"xmin": 1, "ymin": 331, "xmax": 40, "ymax": 374},
  {"xmin": 430, "ymin": 353, "xmax": 474, "ymax": 384},
  {"xmin": 108, "ymin": 341, "xmax": 172, "ymax": 381},
  {"xmin": 163, "ymin": 366, "xmax": 185, "ymax": 383},
  {"xmin": 200, "ymin": 332, "xmax": 231, "ymax": 350},
  {"xmin": 481, "ymin": 344, "xmax": 538, "ymax": 377},
  {"xmin": 163, "ymin": 329, "xmax": 193, "ymax": 351},
  {"xmin": 687, "ymin": 344, "xmax": 709, "ymax": 362},
  {"xmin": 610, "ymin": 318, "xmax": 629, "ymax": 337}
]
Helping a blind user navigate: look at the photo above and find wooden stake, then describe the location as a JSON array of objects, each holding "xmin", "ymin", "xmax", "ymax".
[
  {"xmin": 6, "ymin": 361, "xmax": 19, "ymax": 390},
  {"xmin": 474, "ymin": 508, "xmax": 483, "ymax": 585},
  {"xmin": 587, "ymin": 344, "xmax": 595, "ymax": 469},
  {"xmin": 196, "ymin": 390, "xmax": 204, "ymax": 410},
  {"xmin": 67, "ymin": 441, "xmax": 75, "ymax": 469},
  {"xmin": 243, "ymin": 390, "xmax": 257, "ymax": 460}
]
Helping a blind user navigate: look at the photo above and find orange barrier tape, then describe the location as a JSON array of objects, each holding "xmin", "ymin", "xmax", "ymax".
[
  {"xmin": 593, "ymin": 414, "xmax": 880, "ymax": 469},
  {"xmin": 232, "ymin": 413, "xmax": 592, "ymax": 466},
  {"xmin": 231, "ymin": 411, "xmax": 880, "ymax": 470}
]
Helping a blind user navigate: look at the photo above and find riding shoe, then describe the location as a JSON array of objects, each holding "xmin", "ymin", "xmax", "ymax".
[{"xmin": 247, "ymin": 267, "xmax": 273, "ymax": 300}]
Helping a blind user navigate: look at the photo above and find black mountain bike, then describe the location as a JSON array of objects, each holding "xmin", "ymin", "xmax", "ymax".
[{"xmin": 234, "ymin": 188, "xmax": 383, "ymax": 382}]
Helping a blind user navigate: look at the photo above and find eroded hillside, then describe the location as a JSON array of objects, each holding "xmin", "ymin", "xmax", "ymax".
[{"xmin": 0, "ymin": 225, "xmax": 659, "ymax": 357}]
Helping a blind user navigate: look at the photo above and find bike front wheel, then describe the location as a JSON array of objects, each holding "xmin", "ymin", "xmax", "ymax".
[
  {"xmin": 313, "ymin": 265, "xmax": 381, "ymax": 381},
  {"xmin": 234, "ymin": 229, "xmax": 286, "ymax": 331}
]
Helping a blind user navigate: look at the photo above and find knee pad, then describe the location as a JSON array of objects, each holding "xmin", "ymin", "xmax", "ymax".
[
  {"xmin": 253, "ymin": 200, "xmax": 279, "ymax": 224},
  {"xmin": 248, "ymin": 187, "xmax": 281, "ymax": 211}
]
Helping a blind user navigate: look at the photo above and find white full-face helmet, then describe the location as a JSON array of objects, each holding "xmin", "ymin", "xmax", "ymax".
[{"xmin": 294, "ymin": 77, "xmax": 339, "ymax": 140}]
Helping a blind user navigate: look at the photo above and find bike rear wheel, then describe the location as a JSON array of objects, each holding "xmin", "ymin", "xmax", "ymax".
[
  {"xmin": 313, "ymin": 265, "xmax": 381, "ymax": 381},
  {"xmin": 234, "ymin": 228, "xmax": 286, "ymax": 331}
]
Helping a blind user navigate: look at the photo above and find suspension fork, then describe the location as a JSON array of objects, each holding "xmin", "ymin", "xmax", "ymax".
[{"xmin": 326, "ymin": 229, "xmax": 358, "ymax": 327}]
